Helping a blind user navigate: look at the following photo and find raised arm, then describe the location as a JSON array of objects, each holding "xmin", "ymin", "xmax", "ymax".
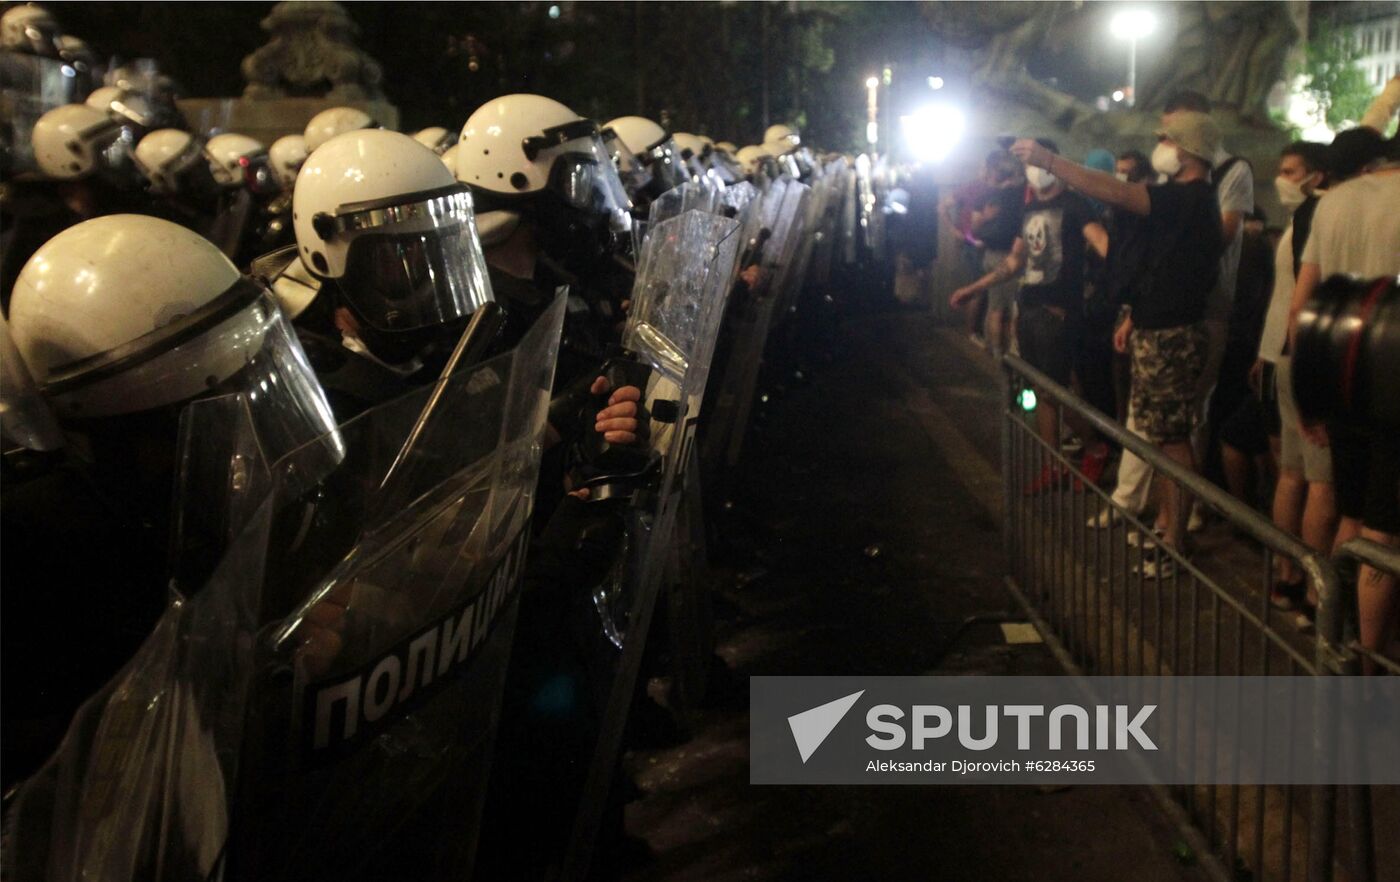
[
  {"xmin": 949, "ymin": 238, "xmax": 1026, "ymax": 308},
  {"xmin": 1010, "ymin": 139, "xmax": 1151, "ymax": 217}
]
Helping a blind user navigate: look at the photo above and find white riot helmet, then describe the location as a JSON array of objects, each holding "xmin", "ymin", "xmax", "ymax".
[
  {"xmin": 303, "ymin": 106, "xmax": 376, "ymax": 152},
  {"xmin": 600, "ymin": 124, "xmax": 651, "ymax": 201},
  {"xmin": 605, "ymin": 115, "xmax": 686, "ymax": 194},
  {"xmin": 85, "ymin": 86, "xmax": 122, "ymax": 113},
  {"xmin": 293, "ymin": 128, "xmax": 493, "ymax": 334},
  {"xmin": 205, "ymin": 132, "xmax": 276, "ymax": 194},
  {"xmin": 671, "ymin": 132, "xmax": 711, "ymax": 179},
  {"xmin": 268, "ymin": 134, "xmax": 308, "ymax": 190},
  {"xmin": 736, "ymin": 144, "xmax": 772, "ymax": 177},
  {"xmin": 2, "ymin": 4, "xmax": 60, "ymax": 57},
  {"xmin": 85, "ymin": 87, "xmax": 175, "ymax": 138},
  {"xmin": 411, "ymin": 126, "xmax": 456, "ymax": 155},
  {"xmin": 7, "ymin": 214, "xmax": 338, "ymax": 460},
  {"xmin": 763, "ymin": 124, "xmax": 801, "ymax": 154},
  {"xmin": 56, "ymin": 34, "xmax": 94, "ymax": 66},
  {"xmin": 457, "ymin": 94, "xmax": 633, "ymax": 238},
  {"xmin": 708, "ymin": 139, "xmax": 742, "ymax": 183},
  {"xmin": 439, "ymin": 142, "xmax": 460, "ymax": 175},
  {"xmin": 134, "ymin": 128, "xmax": 204, "ymax": 195},
  {"xmin": 31, "ymin": 103, "xmax": 136, "ymax": 181}
]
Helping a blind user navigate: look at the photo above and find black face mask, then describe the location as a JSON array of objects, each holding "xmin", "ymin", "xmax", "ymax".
[
  {"xmin": 525, "ymin": 191, "xmax": 619, "ymax": 278},
  {"xmin": 331, "ymin": 281, "xmax": 470, "ymax": 370}
]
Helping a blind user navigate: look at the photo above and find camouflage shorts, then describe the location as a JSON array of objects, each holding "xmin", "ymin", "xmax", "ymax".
[{"xmin": 1129, "ymin": 323, "xmax": 1207, "ymax": 445}]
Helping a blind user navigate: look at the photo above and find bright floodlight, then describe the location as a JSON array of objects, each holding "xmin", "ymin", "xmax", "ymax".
[
  {"xmin": 927, "ymin": 76, "xmax": 945, "ymax": 90},
  {"xmin": 1112, "ymin": 89, "xmax": 1125, "ymax": 102},
  {"xmin": 901, "ymin": 103, "xmax": 966, "ymax": 163},
  {"xmin": 1110, "ymin": 9, "xmax": 1156, "ymax": 40},
  {"xmin": 866, "ymin": 76, "xmax": 880, "ymax": 90}
]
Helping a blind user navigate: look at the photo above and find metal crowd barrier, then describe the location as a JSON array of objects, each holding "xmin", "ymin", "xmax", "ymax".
[
  {"xmin": 1336, "ymin": 539, "xmax": 1400, "ymax": 678},
  {"xmin": 997, "ymin": 352, "xmax": 1398, "ymax": 882}
]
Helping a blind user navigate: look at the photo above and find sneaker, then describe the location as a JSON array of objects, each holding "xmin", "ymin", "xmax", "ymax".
[
  {"xmin": 1187, "ymin": 505, "xmax": 1206, "ymax": 533},
  {"xmin": 1127, "ymin": 527, "xmax": 1167, "ymax": 550},
  {"xmin": 1294, "ymin": 604, "xmax": 1317, "ymax": 633},
  {"xmin": 1023, "ymin": 465, "xmax": 1068, "ymax": 497},
  {"xmin": 1133, "ymin": 555, "xmax": 1178, "ymax": 580},
  {"xmin": 1086, "ymin": 508, "xmax": 1123, "ymax": 529},
  {"xmin": 1074, "ymin": 444, "xmax": 1110, "ymax": 491}
]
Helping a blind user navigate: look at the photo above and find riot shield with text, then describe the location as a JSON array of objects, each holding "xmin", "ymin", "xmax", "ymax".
[
  {"xmin": 229, "ymin": 294, "xmax": 564, "ymax": 881},
  {"xmin": 560, "ymin": 208, "xmax": 740, "ymax": 878},
  {"xmin": 4, "ymin": 298, "xmax": 565, "ymax": 882}
]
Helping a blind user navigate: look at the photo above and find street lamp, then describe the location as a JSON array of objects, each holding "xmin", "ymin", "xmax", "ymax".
[{"xmin": 1109, "ymin": 9, "xmax": 1156, "ymax": 108}]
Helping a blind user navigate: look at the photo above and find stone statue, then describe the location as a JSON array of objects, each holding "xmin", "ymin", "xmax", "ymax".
[
  {"xmin": 1136, "ymin": 2, "xmax": 1297, "ymax": 122},
  {"xmin": 240, "ymin": 1, "xmax": 385, "ymax": 101},
  {"xmin": 922, "ymin": 0, "xmax": 1296, "ymax": 122},
  {"xmin": 920, "ymin": 1, "xmax": 1098, "ymax": 130}
]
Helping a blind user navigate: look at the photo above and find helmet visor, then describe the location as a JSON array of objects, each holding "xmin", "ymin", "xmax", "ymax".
[
  {"xmin": 332, "ymin": 185, "xmax": 495, "ymax": 333},
  {"xmin": 548, "ymin": 151, "xmax": 634, "ymax": 234},
  {"xmin": 43, "ymin": 277, "xmax": 339, "ymax": 469},
  {"xmin": 603, "ymin": 127, "xmax": 653, "ymax": 197},
  {"xmin": 86, "ymin": 122, "xmax": 141, "ymax": 187},
  {"xmin": 644, "ymin": 139, "xmax": 687, "ymax": 192}
]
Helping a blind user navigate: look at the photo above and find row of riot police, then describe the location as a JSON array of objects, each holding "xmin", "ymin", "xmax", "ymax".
[{"xmin": 1, "ymin": 6, "xmax": 882, "ymax": 879}]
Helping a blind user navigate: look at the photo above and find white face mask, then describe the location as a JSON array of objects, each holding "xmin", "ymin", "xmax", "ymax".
[
  {"xmin": 1151, "ymin": 142, "xmax": 1182, "ymax": 178},
  {"xmin": 1026, "ymin": 166, "xmax": 1057, "ymax": 192},
  {"xmin": 1274, "ymin": 175, "xmax": 1307, "ymax": 210},
  {"xmin": 1114, "ymin": 171, "xmax": 1130, "ymax": 183}
]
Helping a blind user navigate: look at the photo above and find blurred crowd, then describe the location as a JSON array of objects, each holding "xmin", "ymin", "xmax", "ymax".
[{"xmin": 944, "ymin": 79, "xmax": 1400, "ymax": 665}]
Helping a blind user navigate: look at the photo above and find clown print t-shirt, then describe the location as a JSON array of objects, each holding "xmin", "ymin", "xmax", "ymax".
[{"xmin": 1017, "ymin": 189, "xmax": 1094, "ymax": 313}]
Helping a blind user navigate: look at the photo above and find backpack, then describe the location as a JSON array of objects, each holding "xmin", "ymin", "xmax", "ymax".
[{"xmin": 1210, "ymin": 156, "xmax": 1250, "ymax": 196}]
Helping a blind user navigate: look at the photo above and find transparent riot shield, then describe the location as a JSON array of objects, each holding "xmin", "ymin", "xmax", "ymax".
[
  {"xmin": 703, "ymin": 177, "xmax": 810, "ymax": 471},
  {"xmin": 809, "ymin": 158, "xmax": 849, "ymax": 289},
  {"xmin": 768, "ymin": 183, "xmax": 814, "ymax": 321},
  {"xmin": 1, "ymin": 52, "xmax": 83, "ymax": 174},
  {"xmin": 720, "ymin": 180, "xmax": 761, "ymax": 231},
  {"xmin": 4, "ymin": 418, "xmax": 282, "ymax": 882},
  {"xmin": 0, "ymin": 311, "xmax": 63, "ymax": 451},
  {"xmin": 4, "ymin": 298, "xmax": 565, "ymax": 882},
  {"xmin": 841, "ymin": 156, "xmax": 861, "ymax": 266},
  {"xmin": 645, "ymin": 179, "xmax": 724, "ymax": 232},
  {"xmin": 560, "ymin": 209, "xmax": 740, "ymax": 878},
  {"xmin": 229, "ymin": 294, "xmax": 564, "ymax": 881}
]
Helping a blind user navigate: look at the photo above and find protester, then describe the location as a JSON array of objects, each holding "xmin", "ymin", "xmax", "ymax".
[
  {"xmin": 945, "ymin": 156, "xmax": 996, "ymax": 342},
  {"xmin": 1075, "ymin": 148, "xmax": 1124, "ymax": 423},
  {"xmin": 1251, "ymin": 141, "xmax": 1332, "ymax": 611},
  {"xmin": 968, "ymin": 151, "xmax": 1025, "ymax": 355},
  {"xmin": 1093, "ymin": 93, "xmax": 1250, "ymax": 533},
  {"xmin": 950, "ymin": 139, "xmax": 1109, "ymax": 492},
  {"xmin": 1210, "ymin": 206, "xmax": 1273, "ymax": 496},
  {"xmin": 1012, "ymin": 113, "xmax": 1223, "ymax": 575},
  {"xmin": 1287, "ymin": 128, "xmax": 1400, "ymax": 655}
]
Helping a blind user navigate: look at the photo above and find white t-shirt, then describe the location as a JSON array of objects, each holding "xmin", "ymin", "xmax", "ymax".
[
  {"xmin": 1300, "ymin": 170, "xmax": 1400, "ymax": 279},
  {"xmin": 1257, "ymin": 224, "xmax": 1294, "ymax": 363},
  {"xmin": 1207, "ymin": 151, "xmax": 1254, "ymax": 322}
]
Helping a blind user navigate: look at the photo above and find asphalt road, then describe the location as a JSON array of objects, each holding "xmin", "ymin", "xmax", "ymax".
[{"xmin": 624, "ymin": 307, "xmax": 1209, "ymax": 882}]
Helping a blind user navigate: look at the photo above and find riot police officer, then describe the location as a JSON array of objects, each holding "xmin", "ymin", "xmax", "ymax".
[{"xmin": 2, "ymin": 213, "xmax": 339, "ymax": 790}]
